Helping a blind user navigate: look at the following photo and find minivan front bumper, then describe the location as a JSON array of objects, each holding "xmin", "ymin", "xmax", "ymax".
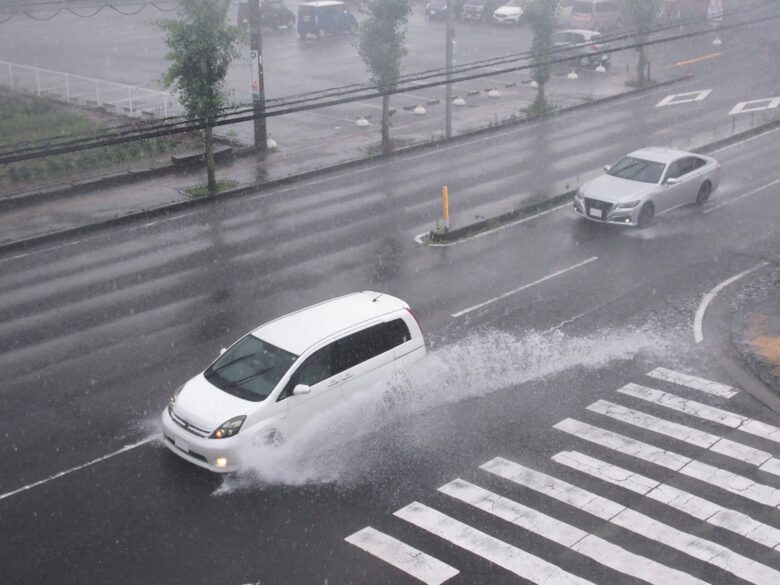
[{"xmin": 161, "ymin": 408, "xmax": 242, "ymax": 473}]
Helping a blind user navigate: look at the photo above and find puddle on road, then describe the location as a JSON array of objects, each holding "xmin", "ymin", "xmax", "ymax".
[{"xmin": 216, "ymin": 325, "xmax": 673, "ymax": 493}]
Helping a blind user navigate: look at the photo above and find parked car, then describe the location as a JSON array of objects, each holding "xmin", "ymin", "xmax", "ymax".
[
  {"xmin": 569, "ymin": 0, "xmax": 624, "ymax": 30},
  {"xmin": 426, "ymin": 0, "xmax": 463, "ymax": 20},
  {"xmin": 462, "ymin": 0, "xmax": 504, "ymax": 22},
  {"xmin": 493, "ymin": 0, "xmax": 524, "ymax": 24},
  {"xmin": 297, "ymin": 0, "xmax": 357, "ymax": 38},
  {"xmin": 237, "ymin": 0, "xmax": 296, "ymax": 30},
  {"xmin": 552, "ymin": 29, "xmax": 611, "ymax": 69},
  {"xmin": 161, "ymin": 292, "xmax": 426, "ymax": 472},
  {"xmin": 572, "ymin": 147, "xmax": 721, "ymax": 227}
]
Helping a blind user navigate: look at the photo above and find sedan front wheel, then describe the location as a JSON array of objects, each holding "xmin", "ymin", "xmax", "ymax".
[
  {"xmin": 696, "ymin": 181, "xmax": 712, "ymax": 205},
  {"xmin": 637, "ymin": 202, "xmax": 655, "ymax": 228}
]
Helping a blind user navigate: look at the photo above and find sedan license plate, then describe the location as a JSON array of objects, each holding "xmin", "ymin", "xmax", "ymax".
[
  {"xmin": 589, "ymin": 208, "xmax": 604, "ymax": 219},
  {"xmin": 174, "ymin": 437, "xmax": 189, "ymax": 453}
]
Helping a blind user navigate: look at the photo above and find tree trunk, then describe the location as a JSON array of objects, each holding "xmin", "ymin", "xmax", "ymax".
[
  {"xmin": 205, "ymin": 123, "xmax": 217, "ymax": 195},
  {"xmin": 381, "ymin": 93, "xmax": 390, "ymax": 154}
]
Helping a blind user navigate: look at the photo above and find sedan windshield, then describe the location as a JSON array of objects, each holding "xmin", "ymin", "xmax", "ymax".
[
  {"xmin": 204, "ymin": 335, "xmax": 298, "ymax": 402},
  {"xmin": 608, "ymin": 156, "xmax": 665, "ymax": 184}
]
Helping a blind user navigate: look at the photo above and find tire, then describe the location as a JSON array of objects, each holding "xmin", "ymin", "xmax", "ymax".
[
  {"xmin": 637, "ymin": 202, "xmax": 655, "ymax": 228},
  {"xmin": 696, "ymin": 181, "xmax": 712, "ymax": 205}
]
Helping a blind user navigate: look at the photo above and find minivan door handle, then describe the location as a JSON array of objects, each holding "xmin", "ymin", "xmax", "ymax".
[
  {"xmin": 327, "ymin": 378, "xmax": 340, "ymax": 387},
  {"xmin": 342, "ymin": 372, "xmax": 354, "ymax": 381}
]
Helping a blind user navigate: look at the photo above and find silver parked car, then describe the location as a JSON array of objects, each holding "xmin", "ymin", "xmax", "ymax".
[{"xmin": 573, "ymin": 147, "xmax": 721, "ymax": 227}]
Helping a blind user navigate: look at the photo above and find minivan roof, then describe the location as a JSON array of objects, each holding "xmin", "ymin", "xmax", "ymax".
[{"xmin": 252, "ymin": 291, "xmax": 410, "ymax": 354}]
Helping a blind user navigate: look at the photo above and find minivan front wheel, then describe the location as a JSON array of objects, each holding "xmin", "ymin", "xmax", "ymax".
[{"xmin": 637, "ymin": 202, "xmax": 655, "ymax": 228}]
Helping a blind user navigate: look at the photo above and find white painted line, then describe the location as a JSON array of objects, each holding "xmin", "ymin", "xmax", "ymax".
[
  {"xmin": 451, "ymin": 256, "xmax": 598, "ymax": 317},
  {"xmin": 394, "ymin": 501, "xmax": 597, "ymax": 585},
  {"xmin": 554, "ymin": 450, "xmax": 780, "ymax": 550},
  {"xmin": 704, "ymin": 177, "xmax": 780, "ymax": 213},
  {"xmin": 693, "ymin": 262, "xmax": 768, "ymax": 342},
  {"xmin": 485, "ymin": 457, "xmax": 780, "ymax": 584},
  {"xmin": 439, "ymin": 478, "xmax": 708, "ymax": 585},
  {"xmin": 555, "ymin": 418, "xmax": 780, "ymax": 508},
  {"xmin": 414, "ymin": 202, "xmax": 570, "ymax": 247},
  {"xmin": 0, "ymin": 436, "xmax": 155, "ymax": 501},
  {"xmin": 729, "ymin": 96, "xmax": 780, "ymax": 115},
  {"xmin": 480, "ymin": 457, "xmax": 624, "ymax": 521},
  {"xmin": 587, "ymin": 400, "xmax": 778, "ymax": 472},
  {"xmin": 345, "ymin": 527, "xmax": 459, "ymax": 585},
  {"xmin": 647, "ymin": 366, "xmax": 738, "ymax": 398},
  {"xmin": 656, "ymin": 89, "xmax": 712, "ymax": 107}
]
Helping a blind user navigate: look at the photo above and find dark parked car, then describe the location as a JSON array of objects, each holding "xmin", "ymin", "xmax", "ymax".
[
  {"xmin": 297, "ymin": 1, "xmax": 357, "ymax": 38},
  {"xmin": 237, "ymin": 0, "xmax": 295, "ymax": 30},
  {"xmin": 552, "ymin": 29, "xmax": 611, "ymax": 68},
  {"xmin": 462, "ymin": 0, "xmax": 504, "ymax": 22},
  {"xmin": 426, "ymin": 0, "xmax": 464, "ymax": 20}
]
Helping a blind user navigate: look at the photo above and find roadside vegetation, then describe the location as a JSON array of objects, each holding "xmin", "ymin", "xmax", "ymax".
[{"xmin": 0, "ymin": 90, "xmax": 199, "ymax": 190}]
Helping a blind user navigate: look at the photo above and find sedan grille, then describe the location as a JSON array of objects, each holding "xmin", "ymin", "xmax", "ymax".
[
  {"xmin": 171, "ymin": 411, "xmax": 210, "ymax": 438},
  {"xmin": 584, "ymin": 197, "xmax": 613, "ymax": 219}
]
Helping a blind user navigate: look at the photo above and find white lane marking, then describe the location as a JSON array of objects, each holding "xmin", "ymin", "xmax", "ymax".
[
  {"xmin": 705, "ymin": 178, "xmax": 780, "ymax": 213},
  {"xmin": 414, "ymin": 202, "xmax": 570, "ymax": 247},
  {"xmin": 554, "ymin": 450, "xmax": 780, "ymax": 550},
  {"xmin": 439, "ymin": 478, "xmax": 708, "ymax": 585},
  {"xmin": 729, "ymin": 97, "xmax": 780, "ymax": 115},
  {"xmin": 647, "ymin": 366, "xmax": 738, "ymax": 398},
  {"xmin": 345, "ymin": 527, "xmax": 459, "ymax": 585},
  {"xmin": 394, "ymin": 501, "xmax": 597, "ymax": 585},
  {"xmin": 451, "ymin": 256, "xmax": 598, "ymax": 318},
  {"xmin": 618, "ymin": 383, "xmax": 780, "ymax": 446},
  {"xmin": 485, "ymin": 456, "xmax": 780, "ymax": 585},
  {"xmin": 480, "ymin": 457, "xmax": 624, "ymax": 521},
  {"xmin": 656, "ymin": 89, "xmax": 712, "ymax": 107},
  {"xmin": 693, "ymin": 262, "xmax": 769, "ymax": 342},
  {"xmin": 555, "ymin": 418, "xmax": 780, "ymax": 507},
  {"xmin": 0, "ymin": 436, "xmax": 155, "ymax": 501},
  {"xmin": 588, "ymin": 400, "xmax": 777, "ymax": 471}
]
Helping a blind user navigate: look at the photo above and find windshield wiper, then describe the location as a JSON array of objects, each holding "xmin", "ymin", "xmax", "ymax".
[
  {"xmin": 221, "ymin": 366, "xmax": 275, "ymax": 391},
  {"xmin": 209, "ymin": 353, "xmax": 256, "ymax": 374}
]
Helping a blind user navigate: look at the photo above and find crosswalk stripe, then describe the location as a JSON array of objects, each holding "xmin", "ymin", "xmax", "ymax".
[
  {"xmin": 647, "ymin": 367, "xmax": 738, "ymax": 398},
  {"xmin": 394, "ymin": 502, "xmax": 597, "ymax": 585},
  {"xmin": 483, "ymin": 457, "xmax": 780, "ymax": 585},
  {"xmin": 345, "ymin": 527, "xmax": 459, "ymax": 585},
  {"xmin": 439, "ymin": 478, "xmax": 708, "ymax": 585},
  {"xmin": 554, "ymin": 418, "xmax": 780, "ymax": 507},
  {"xmin": 618, "ymin": 383, "xmax": 780, "ymax": 447},
  {"xmin": 553, "ymin": 451, "xmax": 780, "ymax": 550},
  {"xmin": 587, "ymin": 400, "xmax": 779, "ymax": 473}
]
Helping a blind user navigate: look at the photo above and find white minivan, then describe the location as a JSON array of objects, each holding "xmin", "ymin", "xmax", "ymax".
[{"xmin": 161, "ymin": 292, "xmax": 425, "ymax": 472}]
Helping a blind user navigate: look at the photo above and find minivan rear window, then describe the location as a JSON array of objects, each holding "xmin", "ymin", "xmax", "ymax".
[
  {"xmin": 334, "ymin": 318, "xmax": 411, "ymax": 373},
  {"xmin": 205, "ymin": 335, "xmax": 298, "ymax": 402}
]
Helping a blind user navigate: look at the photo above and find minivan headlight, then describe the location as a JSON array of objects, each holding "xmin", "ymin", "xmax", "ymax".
[
  {"xmin": 167, "ymin": 385, "xmax": 184, "ymax": 416},
  {"xmin": 210, "ymin": 415, "xmax": 246, "ymax": 439},
  {"xmin": 617, "ymin": 200, "xmax": 640, "ymax": 209}
]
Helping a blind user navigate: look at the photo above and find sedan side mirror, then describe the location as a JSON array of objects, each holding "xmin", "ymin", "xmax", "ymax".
[
  {"xmin": 220, "ymin": 347, "xmax": 227, "ymax": 355},
  {"xmin": 292, "ymin": 384, "xmax": 311, "ymax": 396},
  {"xmin": 666, "ymin": 177, "xmax": 680, "ymax": 185}
]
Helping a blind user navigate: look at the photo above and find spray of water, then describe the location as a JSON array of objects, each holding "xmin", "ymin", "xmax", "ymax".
[{"xmin": 215, "ymin": 325, "xmax": 673, "ymax": 494}]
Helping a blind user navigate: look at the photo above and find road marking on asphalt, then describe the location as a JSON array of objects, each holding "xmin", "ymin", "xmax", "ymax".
[
  {"xmin": 0, "ymin": 436, "xmax": 155, "ymax": 501},
  {"xmin": 394, "ymin": 501, "xmax": 597, "ymax": 585},
  {"xmin": 587, "ymin": 400, "xmax": 779, "ymax": 472},
  {"xmin": 693, "ymin": 261, "xmax": 769, "ymax": 342},
  {"xmin": 345, "ymin": 527, "xmax": 459, "ymax": 585},
  {"xmin": 729, "ymin": 96, "xmax": 780, "ymax": 115},
  {"xmin": 554, "ymin": 450, "xmax": 780, "ymax": 550},
  {"xmin": 554, "ymin": 418, "xmax": 780, "ymax": 507},
  {"xmin": 439, "ymin": 478, "xmax": 708, "ymax": 585},
  {"xmin": 450, "ymin": 256, "xmax": 598, "ymax": 317},
  {"xmin": 656, "ymin": 89, "xmax": 712, "ymax": 107},
  {"xmin": 486, "ymin": 456, "xmax": 780, "ymax": 585},
  {"xmin": 705, "ymin": 177, "xmax": 780, "ymax": 213},
  {"xmin": 647, "ymin": 366, "xmax": 738, "ymax": 397},
  {"xmin": 673, "ymin": 53, "xmax": 721, "ymax": 67}
]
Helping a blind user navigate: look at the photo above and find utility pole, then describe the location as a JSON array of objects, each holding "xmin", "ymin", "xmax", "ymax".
[
  {"xmin": 445, "ymin": 0, "xmax": 453, "ymax": 138},
  {"xmin": 248, "ymin": 0, "xmax": 268, "ymax": 151}
]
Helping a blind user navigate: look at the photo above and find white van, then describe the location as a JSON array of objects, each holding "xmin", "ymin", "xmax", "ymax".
[
  {"xmin": 569, "ymin": 0, "xmax": 624, "ymax": 30},
  {"xmin": 161, "ymin": 292, "xmax": 425, "ymax": 472}
]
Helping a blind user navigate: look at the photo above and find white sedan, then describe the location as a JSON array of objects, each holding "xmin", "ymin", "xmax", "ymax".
[{"xmin": 573, "ymin": 147, "xmax": 721, "ymax": 227}]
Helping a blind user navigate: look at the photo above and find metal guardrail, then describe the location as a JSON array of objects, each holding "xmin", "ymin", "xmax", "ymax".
[{"xmin": 0, "ymin": 60, "xmax": 182, "ymax": 119}]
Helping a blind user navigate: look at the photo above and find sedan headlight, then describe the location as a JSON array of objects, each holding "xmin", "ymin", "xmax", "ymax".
[
  {"xmin": 574, "ymin": 189, "xmax": 584, "ymax": 201},
  {"xmin": 167, "ymin": 385, "xmax": 184, "ymax": 416},
  {"xmin": 616, "ymin": 200, "xmax": 640, "ymax": 209},
  {"xmin": 210, "ymin": 415, "xmax": 246, "ymax": 439}
]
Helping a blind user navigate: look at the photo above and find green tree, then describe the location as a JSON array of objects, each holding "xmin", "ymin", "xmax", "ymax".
[
  {"xmin": 626, "ymin": 0, "xmax": 656, "ymax": 88},
  {"xmin": 159, "ymin": 0, "xmax": 244, "ymax": 195},
  {"xmin": 357, "ymin": 0, "xmax": 411, "ymax": 153},
  {"xmin": 526, "ymin": 0, "xmax": 558, "ymax": 115}
]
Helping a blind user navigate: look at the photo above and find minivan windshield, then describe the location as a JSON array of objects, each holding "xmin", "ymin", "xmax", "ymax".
[
  {"xmin": 608, "ymin": 156, "xmax": 666, "ymax": 184},
  {"xmin": 205, "ymin": 335, "xmax": 298, "ymax": 402}
]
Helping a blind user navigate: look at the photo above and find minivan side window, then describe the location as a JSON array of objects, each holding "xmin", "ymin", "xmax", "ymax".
[
  {"xmin": 334, "ymin": 319, "xmax": 412, "ymax": 374},
  {"xmin": 278, "ymin": 344, "xmax": 335, "ymax": 400}
]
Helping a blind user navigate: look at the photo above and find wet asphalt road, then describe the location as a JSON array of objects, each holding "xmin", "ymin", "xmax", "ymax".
[{"xmin": 2, "ymin": 11, "xmax": 780, "ymax": 585}]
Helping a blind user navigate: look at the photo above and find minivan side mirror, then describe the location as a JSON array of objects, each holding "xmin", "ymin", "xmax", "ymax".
[
  {"xmin": 220, "ymin": 347, "xmax": 227, "ymax": 355},
  {"xmin": 603, "ymin": 165, "xmax": 611, "ymax": 172},
  {"xmin": 293, "ymin": 384, "xmax": 311, "ymax": 396}
]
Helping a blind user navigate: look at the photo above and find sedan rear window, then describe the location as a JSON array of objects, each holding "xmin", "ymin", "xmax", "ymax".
[
  {"xmin": 608, "ymin": 156, "xmax": 666, "ymax": 184},
  {"xmin": 205, "ymin": 335, "xmax": 298, "ymax": 402}
]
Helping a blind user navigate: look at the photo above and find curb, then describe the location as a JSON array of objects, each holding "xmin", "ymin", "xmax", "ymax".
[
  {"xmin": 730, "ymin": 299, "xmax": 780, "ymax": 397},
  {"xmin": 0, "ymin": 74, "xmax": 694, "ymax": 255}
]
